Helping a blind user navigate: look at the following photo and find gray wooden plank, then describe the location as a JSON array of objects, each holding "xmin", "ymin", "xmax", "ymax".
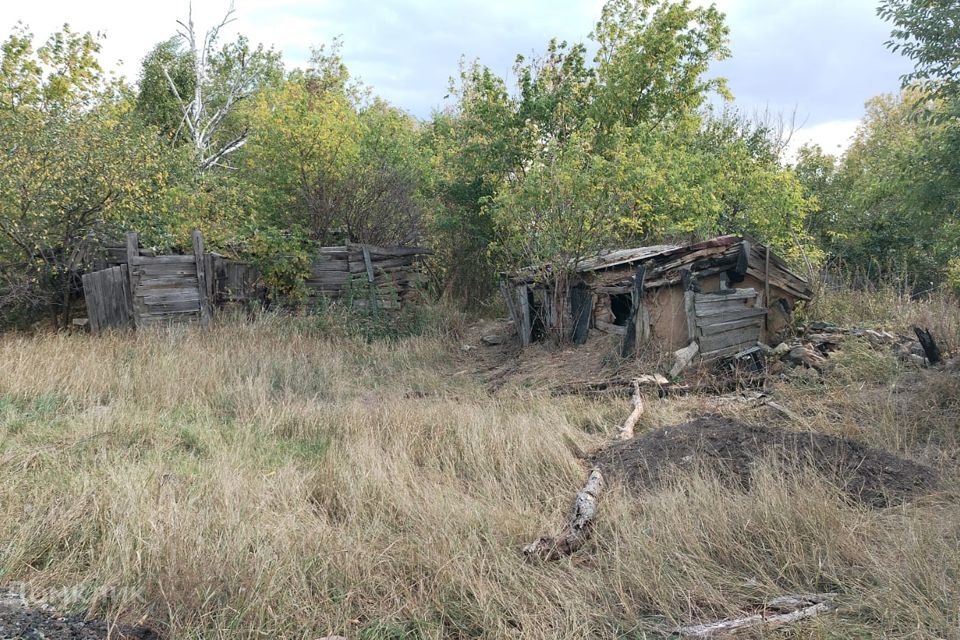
[
  {"xmin": 699, "ymin": 316, "xmax": 763, "ymax": 337},
  {"xmin": 143, "ymin": 300, "xmax": 203, "ymax": 313},
  {"xmin": 699, "ymin": 326, "xmax": 762, "ymax": 353},
  {"xmin": 137, "ymin": 265, "xmax": 199, "ymax": 277},
  {"xmin": 130, "ymin": 255, "xmax": 195, "ymax": 265},
  {"xmin": 695, "ymin": 288, "xmax": 757, "ymax": 303},
  {"xmin": 81, "ymin": 273, "xmax": 100, "ymax": 334},
  {"xmin": 142, "ymin": 293, "xmax": 201, "ymax": 305},
  {"xmin": 696, "ymin": 307, "xmax": 767, "ymax": 321}
]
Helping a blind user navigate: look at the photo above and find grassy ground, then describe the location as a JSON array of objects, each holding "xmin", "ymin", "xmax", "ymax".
[{"xmin": 0, "ymin": 298, "xmax": 959, "ymax": 639}]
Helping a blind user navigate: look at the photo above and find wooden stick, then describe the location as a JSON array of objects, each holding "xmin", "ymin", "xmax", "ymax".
[
  {"xmin": 523, "ymin": 468, "xmax": 603, "ymax": 561},
  {"xmin": 676, "ymin": 594, "xmax": 835, "ymax": 637},
  {"xmin": 616, "ymin": 380, "xmax": 644, "ymax": 440}
]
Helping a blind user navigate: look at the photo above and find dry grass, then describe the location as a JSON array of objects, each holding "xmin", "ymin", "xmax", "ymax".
[
  {"xmin": 0, "ymin": 310, "xmax": 959, "ymax": 639},
  {"xmin": 805, "ymin": 279, "xmax": 960, "ymax": 354}
]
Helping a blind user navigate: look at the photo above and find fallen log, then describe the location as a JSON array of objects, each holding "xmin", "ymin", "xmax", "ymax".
[
  {"xmin": 523, "ymin": 468, "xmax": 603, "ymax": 561},
  {"xmin": 616, "ymin": 380, "xmax": 644, "ymax": 440},
  {"xmin": 675, "ymin": 593, "xmax": 836, "ymax": 637},
  {"xmin": 551, "ymin": 375, "xmax": 761, "ymax": 399},
  {"xmin": 550, "ymin": 374, "xmax": 667, "ymax": 397}
]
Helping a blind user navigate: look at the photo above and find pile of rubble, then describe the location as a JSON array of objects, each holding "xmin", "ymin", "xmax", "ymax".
[{"xmin": 737, "ymin": 322, "xmax": 944, "ymax": 374}]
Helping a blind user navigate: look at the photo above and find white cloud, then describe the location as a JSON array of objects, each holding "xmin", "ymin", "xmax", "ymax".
[
  {"xmin": 6, "ymin": 0, "xmax": 274, "ymax": 76},
  {"xmin": 785, "ymin": 119, "xmax": 860, "ymax": 161},
  {"xmin": 4, "ymin": 0, "xmax": 905, "ymax": 125}
]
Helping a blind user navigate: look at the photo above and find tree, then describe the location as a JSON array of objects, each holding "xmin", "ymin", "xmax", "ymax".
[
  {"xmin": 232, "ymin": 69, "xmax": 428, "ymax": 294},
  {"xmin": 425, "ymin": 60, "xmax": 520, "ymax": 301},
  {"xmin": 136, "ymin": 37, "xmax": 196, "ymax": 144},
  {"xmin": 241, "ymin": 77, "xmax": 427, "ymax": 245},
  {"xmin": 136, "ymin": 3, "xmax": 282, "ymax": 172},
  {"xmin": 430, "ymin": 0, "xmax": 813, "ymax": 306},
  {"xmin": 794, "ymin": 90, "xmax": 959, "ymax": 287},
  {"xmin": 590, "ymin": 0, "xmax": 730, "ymax": 134},
  {"xmin": 0, "ymin": 25, "xmax": 183, "ymax": 327},
  {"xmin": 879, "ymin": 0, "xmax": 960, "ymax": 105}
]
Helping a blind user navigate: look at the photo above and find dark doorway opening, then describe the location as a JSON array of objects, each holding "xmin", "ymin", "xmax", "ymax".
[
  {"xmin": 611, "ymin": 293, "xmax": 632, "ymax": 326},
  {"xmin": 529, "ymin": 288, "xmax": 547, "ymax": 342}
]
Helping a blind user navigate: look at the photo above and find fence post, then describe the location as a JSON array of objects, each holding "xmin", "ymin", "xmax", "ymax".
[
  {"xmin": 126, "ymin": 232, "xmax": 141, "ymax": 328},
  {"xmin": 361, "ymin": 244, "xmax": 378, "ymax": 313},
  {"xmin": 192, "ymin": 230, "xmax": 212, "ymax": 328}
]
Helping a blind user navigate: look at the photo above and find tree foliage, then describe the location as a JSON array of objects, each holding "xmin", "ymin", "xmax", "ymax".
[
  {"xmin": 0, "ymin": 25, "xmax": 184, "ymax": 327},
  {"xmin": 135, "ymin": 6, "xmax": 282, "ymax": 172},
  {"xmin": 10, "ymin": 0, "xmax": 958, "ymax": 328},
  {"xmin": 429, "ymin": 0, "xmax": 813, "ymax": 305},
  {"xmin": 795, "ymin": 90, "xmax": 959, "ymax": 289},
  {"xmin": 879, "ymin": 0, "xmax": 960, "ymax": 106}
]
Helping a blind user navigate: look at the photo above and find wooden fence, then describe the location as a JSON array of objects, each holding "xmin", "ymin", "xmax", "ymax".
[
  {"xmin": 306, "ymin": 243, "xmax": 430, "ymax": 309},
  {"xmin": 81, "ymin": 233, "xmax": 430, "ymax": 333},
  {"xmin": 83, "ymin": 231, "xmax": 211, "ymax": 333},
  {"xmin": 81, "ymin": 265, "xmax": 133, "ymax": 334},
  {"xmin": 127, "ymin": 230, "xmax": 211, "ymax": 328}
]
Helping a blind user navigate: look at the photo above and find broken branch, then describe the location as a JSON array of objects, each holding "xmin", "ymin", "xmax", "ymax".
[
  {"xmin": 675, "ymin": 593, "xmax": 836, "ymax": 637},
  {"xmin": 523, "ymin": 468, "xmax": 603, "ymax": 561},
  {"xmin": 616, "ymin": 379, "xmax": 644, "ymax": 440}
]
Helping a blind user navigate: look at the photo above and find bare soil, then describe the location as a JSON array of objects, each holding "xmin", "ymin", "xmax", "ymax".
[
  {"xmin": 0, "ymin": 593, "xmax": 158, "ymax": 640},
  {"xmin": 593, "ymin": 416, "xmax": 940, "ymax": 507}
]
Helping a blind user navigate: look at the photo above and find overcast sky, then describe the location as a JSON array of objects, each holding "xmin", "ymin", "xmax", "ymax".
[{"xmin": 4, "ymin": 0, "xmax": 913, "ymax": 157}]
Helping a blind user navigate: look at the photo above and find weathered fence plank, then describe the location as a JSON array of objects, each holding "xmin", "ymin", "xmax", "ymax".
[
  {"xmin": 192, "ymin": 230, "xmax": 211, "ymax": 328},
  {"xmin": 82, "ymin": 265, "xmax": 134, "ymax": 334}
]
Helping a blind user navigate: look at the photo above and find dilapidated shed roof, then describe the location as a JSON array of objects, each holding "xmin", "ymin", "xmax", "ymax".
[{"xmin": 506, "ymin": 235, "xmax": 811, "ymax": 301}]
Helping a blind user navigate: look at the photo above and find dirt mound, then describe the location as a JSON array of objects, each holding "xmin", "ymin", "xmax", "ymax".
[
  {"xmin": 594, "ymin": 416, "xmax": 940, "ymax": 507},
  {"xmin": 0, "ymin": 592, "xmax": 157, "ymax": 640}
]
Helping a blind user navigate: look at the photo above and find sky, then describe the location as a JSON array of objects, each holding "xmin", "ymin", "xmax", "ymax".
[{"xmin": 3, "ymin": 0, "xmax": 914, "ymax": 158}]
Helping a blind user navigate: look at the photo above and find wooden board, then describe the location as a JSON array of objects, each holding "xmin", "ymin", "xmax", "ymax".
[
  {"xmin": 694, "ymin": 288, "xmax": 765, "ymax": 357},
  {"xmin": 82, "ymin": 265, "xmax": 133, "ymax": 334}
]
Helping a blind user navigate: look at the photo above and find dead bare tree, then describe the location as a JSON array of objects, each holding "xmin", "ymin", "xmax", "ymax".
[{"xmin": 163, "ymin": 2, "xmax": 276, "ymax": 172}]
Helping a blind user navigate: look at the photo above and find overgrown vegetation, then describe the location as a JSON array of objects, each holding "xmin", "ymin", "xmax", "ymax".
[
  {"xmin": 0, "ymin": 299, "xmax": 959, "ymax": 638},
  {"xmin": 10, "ymin": 0, "xmax": 957, "ymax": 326},
  {"xmin": 1, "ymin": 1, "xmax": 959, "ymax": 638}
]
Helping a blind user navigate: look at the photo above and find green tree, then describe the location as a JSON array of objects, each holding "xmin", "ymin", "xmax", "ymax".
[
  {"xmin": 232, "ymin": 68, "xmax": 428, "ymax": 295},
  {"xmin": 430, "ymin": 0, "xmax": 813, "ymax": 310},
  {"xmin": 879, "ymin": 0, "xmax": 960, "ymax": 105},
  {"xmin": 424, "ymin": 61, "xmax": 520, "ymax": 301},
  {"xmin": 0, "ymin": 25, "xmax": 184, "ymax": 327},
  {"xmin": 590, "ymin": 0, "xmax": 730, "ymax": 133},
  {"xmin": 795, "ymin": 90, "xmax": 958, "ymax": 287}
]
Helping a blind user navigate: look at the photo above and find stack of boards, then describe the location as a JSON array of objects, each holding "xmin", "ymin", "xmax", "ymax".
[{"xmin": 306, "ymin": 244, "xmax": 431, "ymax": 310}]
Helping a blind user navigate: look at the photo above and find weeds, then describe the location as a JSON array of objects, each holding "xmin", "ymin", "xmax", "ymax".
[{"xmin": 0, "ymin": 311, "xmax": 958, "ymax": 638}]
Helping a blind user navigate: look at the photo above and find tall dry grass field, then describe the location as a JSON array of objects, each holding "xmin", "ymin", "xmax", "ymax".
[{"xmin": 0, "ymin": 311, "xmax": 959, "ymax": 638}]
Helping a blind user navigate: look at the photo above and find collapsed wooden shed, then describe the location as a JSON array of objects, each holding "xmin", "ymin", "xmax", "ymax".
[{"xmin": 501, "ymin": 235, "xmax": 812, "ymax": 360}]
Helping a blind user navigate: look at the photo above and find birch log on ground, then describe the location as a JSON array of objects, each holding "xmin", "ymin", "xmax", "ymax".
[
  {"xmin": 675, "ymin": 594, "xmax": 836, "ymax": 637},
  {"xmin": 523, "ymin": 468, "xmax": 603, "ymax": 561},
  {"xmin": 616, "ymin": 379, "xmax": 644, "ymax": 440}
]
